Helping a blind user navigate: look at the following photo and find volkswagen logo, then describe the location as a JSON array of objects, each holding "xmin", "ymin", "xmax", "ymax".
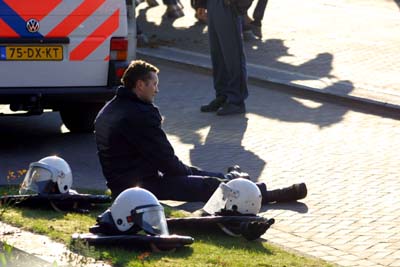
[{"xmin": 26, "ymin": 19, "xmax": 40, "ymax": 33}]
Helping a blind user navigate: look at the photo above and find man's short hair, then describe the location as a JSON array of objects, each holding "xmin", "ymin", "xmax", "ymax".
[{"xmin": 121, "ymin": 60, "xmax": 159, "ymax": 89}]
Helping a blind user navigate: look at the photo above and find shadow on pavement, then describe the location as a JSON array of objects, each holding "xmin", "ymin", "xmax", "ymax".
[
  {"xmin": 137, "ymin": 6, "xmax": 353, "ymax": 99},
  {"xmin": 0, "ymin": 112, "xmax": 102, "ymax": 189},
  {"xmin": 136, "ymin": 5, "xmax": 375, "ymax": 197},
  {"xmin": 156, "ymin": 59, "xmax": 353, "ymax": 182},
  {"xmin": 261, "ymin": 201, "xmax": 308, "ymax": 213},
  {"xmin": 246, "ymin": 38, "xmax": 336, "ymax": 80},
  {"xmin": 394, "ymin": 0, "xmax": 400, "ymax": 10}
]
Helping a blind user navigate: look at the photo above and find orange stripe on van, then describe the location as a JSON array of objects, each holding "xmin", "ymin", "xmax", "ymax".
[
  {"xmin": 104, "ymin": 55, "xmax": 110, "ymax": 61},
  {"xmin": 47, "ymin": 0, "xmax": 106, "ymax": 37},
  {"xmin": 0, "ymin": 18, "xmax": 19, "ymax": 37},
  {"xmin": 4, "ymin": 0, "xmax": 61, "ymax": 21},
  {"xmin": 69, "ymin": 9, "xmax": 119, "ymax": 61}
]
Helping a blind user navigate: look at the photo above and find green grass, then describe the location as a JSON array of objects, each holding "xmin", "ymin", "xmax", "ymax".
[{"xmin": 0, "ymin": 186, "xmax": 335, "ymax": 267}]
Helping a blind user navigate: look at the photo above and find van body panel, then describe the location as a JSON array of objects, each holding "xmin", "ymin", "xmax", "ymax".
[{"xmin": 0, "ymin": 0, "xmax": 128, "ymax": 87}]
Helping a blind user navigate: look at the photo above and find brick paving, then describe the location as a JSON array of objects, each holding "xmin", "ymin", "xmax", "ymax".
[
  {"xmin": 136, "ymin": 0, "xmax": 400, "ymax": 107},
  {"xmin": 1, "ymin": 59, "xmax": 399, "ymax": 266},
  {"xmin": 135, "ymin": 2, "xmax": 400, "ymax": 265},
  {"xmin": 152, "ymin": 62, "xmax": 400, "ymax": 267}
]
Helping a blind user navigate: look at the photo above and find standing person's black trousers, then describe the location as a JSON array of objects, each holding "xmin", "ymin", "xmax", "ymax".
[
  {"xmin": 252, "ymin": 0, "xmax": 268, "ymax": 25},
  {"xmin": 207, "ymin": 0, "xmax": 248, "ymax": 106}
]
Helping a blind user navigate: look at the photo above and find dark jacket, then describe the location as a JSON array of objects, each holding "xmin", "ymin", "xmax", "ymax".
[{"xmin": 94, "ymin": 86, "xmax": 192, "ymax": 188}]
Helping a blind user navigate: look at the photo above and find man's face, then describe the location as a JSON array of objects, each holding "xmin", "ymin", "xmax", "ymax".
[{"xmin": 136, "ymin": 71, "xmax": 159, "ymax": 103}]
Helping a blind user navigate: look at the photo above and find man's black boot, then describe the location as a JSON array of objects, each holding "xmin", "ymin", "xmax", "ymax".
[
  {"xmin": 263, "ymin": 183, "xmax": 307, "ymax": 204},
  {"xmin": 201, "ymin": 96, "xmax": 226, "ymax": 112},
  {"xmin": 250, "ymin": 21, "xmax": 262, "ymax": 39},
  {"xmin": 217, "ymin": 102, "xmax": 246, "ymax": 116}
]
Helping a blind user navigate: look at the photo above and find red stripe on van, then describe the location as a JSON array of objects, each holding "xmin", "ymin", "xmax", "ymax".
[
  {"xmin": 0, "ymin": 18, "xmax": 19, "ymax": 37},
  {"xmin": 47, "ymin": 0, "xmax": 106, "ymax": 37},
  {"xmin": 69, "ymin": 9, "xmax": 119, "ymax": 61},
  {"xmin": 3, "ymin": 0, "xmax": 61, "ymax": 21}
]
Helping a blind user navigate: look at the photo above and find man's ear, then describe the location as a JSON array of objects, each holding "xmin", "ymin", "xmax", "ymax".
[
  {"xmin": 136, "ymin": 79, "xmax": 144, "ymax": 89},
  {"xmin": 135, "ymin": 79, "xmax": 144, "ymax": 94}
]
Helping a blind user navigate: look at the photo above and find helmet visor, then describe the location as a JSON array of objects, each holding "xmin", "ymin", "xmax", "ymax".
[
  {"xmin": 132, "ymin": 205, "xmax": 169, "ymax": 236},
  {"xmin": 203, "ymin": 183, "xmax": 231, "ymax": 215},
  {"xmin": 19, "ymin": 163, "xmax": 58, "ymax": 195}
]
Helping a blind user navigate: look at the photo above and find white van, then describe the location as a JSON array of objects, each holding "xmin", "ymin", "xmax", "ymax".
[{"xmin": 0, "ymin": 0, "xmax": 136, "ymax": 132}]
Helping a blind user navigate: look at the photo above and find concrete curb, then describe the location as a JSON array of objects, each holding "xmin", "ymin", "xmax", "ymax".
[
  {"xmin": 0, "ymin": 222, "xmax": 111, "ymax": 267},
  {"xmin": 137, "ymin": 46, "xmax": 400, "ymax": 110}
]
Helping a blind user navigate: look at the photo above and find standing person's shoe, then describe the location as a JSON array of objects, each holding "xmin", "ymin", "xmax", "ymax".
[
  {"xmin": 195, "ymin": 8, "xmax": 208, "ymax": 24},
  {"xmin": 146, "ymin": 0, "xmax": 159, "ymax": 7},
  {"xmin": 243, "ymin": 24, "xmax": 257, "ymax": 42},
  {"xmin": 216, "ymin": 102, "xmax": 246, "ymax": 116},
  {"xmin": 264, "ymin": 183, "xmax": 307, "ymax": 203},
  {"xmin": 200, "ymin": 96, "xmax": 226, "ymax": 112},
  {"xmin": 250, "ymin": 21, "xmax": 262, "ymax": 39},
  {"xmin": 165, "ymin": 4, "xmax": 184, "ymax": 19},
  {"xmin": 135, "ymin": 0, "xmax": 145, "ymax": 6}
]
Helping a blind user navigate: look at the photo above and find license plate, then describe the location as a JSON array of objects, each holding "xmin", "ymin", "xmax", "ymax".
[{"xmin": 0, "ymin": 46, "xmax": 63, "ymax": 61}]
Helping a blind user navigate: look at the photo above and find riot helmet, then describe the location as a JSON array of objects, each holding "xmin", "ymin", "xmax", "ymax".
[
  {"xmin": 19, "ymin": 156, "xmax": 73, "ymax": 195},
  {"xmin": 204, "ymin": 178, "xmax": 262, "ymax": 215},
  {"xmin": 109, "ymin": 187, "xmax": 169, "ymax": 235}
]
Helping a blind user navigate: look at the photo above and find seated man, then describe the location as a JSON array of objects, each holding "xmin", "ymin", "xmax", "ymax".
[{"xmin": 94, "ymin": 60, "xmax": 307, "ymax": 203}]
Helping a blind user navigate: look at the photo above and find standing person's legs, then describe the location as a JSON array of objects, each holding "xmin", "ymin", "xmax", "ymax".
[
  {"xmin": 208, "ymin": 20, "xmax": 229, "ymax": 101},
  {"xmin": 250, "ymin": 0, "xmax": 268, "ymax": 38},
  {"xmin": 207, "ymin": 0, "xmax": 248, "ymax": 115},
  {"xmin": 200, "ymin": 7, "xmax": 229, "ymax": 112},
  {"xmin": 252, "ymin": 0, "xmax": 268, "ymax": 24},
  {"xmin": 163, "ymin": 0, "xmax": 184, "ymax": 18}
]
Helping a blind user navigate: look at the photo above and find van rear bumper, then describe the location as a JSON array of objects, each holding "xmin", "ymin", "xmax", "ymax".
[{"xmin": 0, "ymin": 87, "xmax": 116, "ymax": 105}]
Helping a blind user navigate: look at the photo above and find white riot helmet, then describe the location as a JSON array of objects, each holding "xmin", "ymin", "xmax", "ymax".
[
  {"xmin": 110, "ymin": 187, "xmax": 169, "ymax": 235},
  {"xmin": 204, "ymin": 178, "xmax": 262, "ymax": 215},
  {"xmin": 19, "ymin": 156, "xmax": 73, "ymax": 195}
]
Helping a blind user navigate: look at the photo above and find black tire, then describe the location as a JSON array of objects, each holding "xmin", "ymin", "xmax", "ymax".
[{"xmin": 59, "ymin": 103, "xmax": 103, "ymax": 133}]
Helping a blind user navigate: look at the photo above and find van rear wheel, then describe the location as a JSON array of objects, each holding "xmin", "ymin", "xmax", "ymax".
[{"xmin": 59, "ymin": 104, "xmax": 103, "ymax": 133}]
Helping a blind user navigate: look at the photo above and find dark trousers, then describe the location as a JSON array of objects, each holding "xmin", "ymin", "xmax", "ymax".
[
  {"xmin": 252, "ymin": 0, "xmax": 268, "ymax": 24},
  {"xmin": 109, "ymin": 169, "xmax": 268, "ymax": 203},
  {"xmin": 162, "ymin": 0, "xmax": 177, "ymax": 5},
  {"xmin": 207, "ymin": 0, "xmax": 248, "ymax": 105},
  {"xmin": 141, "ymin": 170, "xmax": 227, "ymax": 202}
]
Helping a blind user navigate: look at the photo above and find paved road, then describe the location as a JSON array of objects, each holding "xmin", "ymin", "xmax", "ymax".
[
  {"xmin": 1, "ymin": 61, "xmax": 400, "ymax": 267},
  {"xmin": 0, "ymin": 106, "xmax": 105, "ymax": 190},
  {"xmin": 148, "ymin": 61, "xmax": 400, "ymax": 267},
  {"xmin": 134, "ymin": 3, "xmax": 400, "ymax": 264}
]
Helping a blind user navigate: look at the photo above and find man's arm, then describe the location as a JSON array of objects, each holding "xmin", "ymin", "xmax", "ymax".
[{"xmin": 120, "ymin": 113, "xmax": 193, "ymax": 176}]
